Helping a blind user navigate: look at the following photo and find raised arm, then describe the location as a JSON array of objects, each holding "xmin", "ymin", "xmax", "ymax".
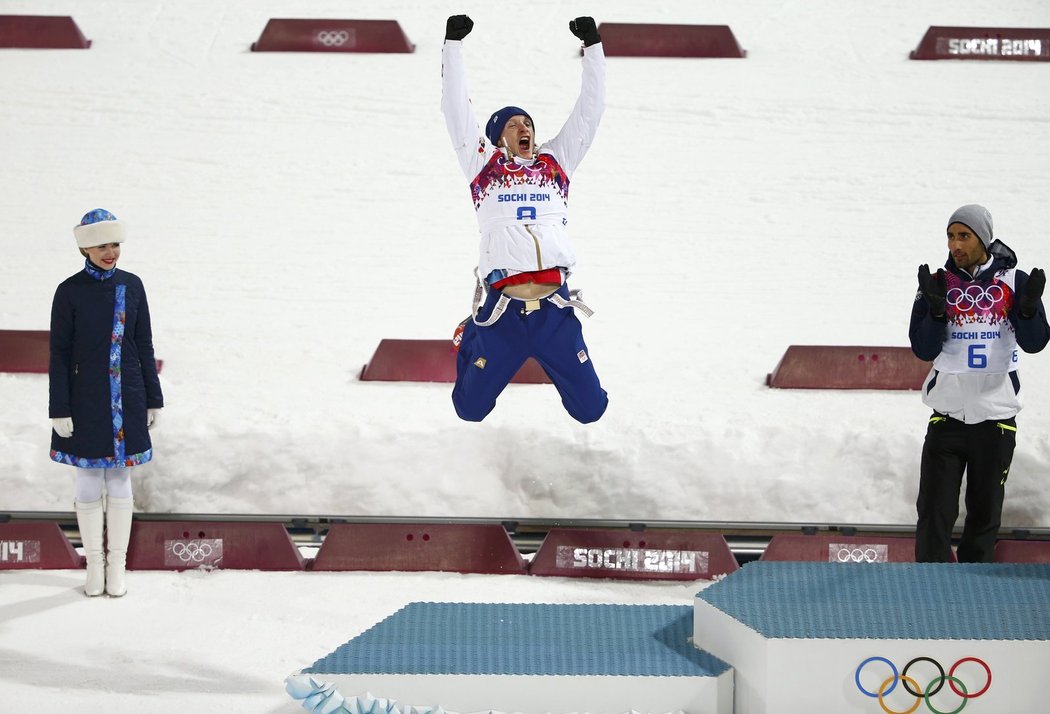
[
  {"xmin": 910, "ymin": 264, "xmax": 947, "ymax": 362},
  {"xmin": 546, "ymin": 17, "xmax": 606, "ymax": 176},
  {"xmin": 1012, "ymin": 267, "xmax": 1050, "ymax": 353},
  {"xmin": 441, "ymin": 15, "xmax": 487, "ymax": 180}
]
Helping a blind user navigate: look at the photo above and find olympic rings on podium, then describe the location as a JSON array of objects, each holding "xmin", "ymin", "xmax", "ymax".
[
  {"xmin": 170, "ymin": 541, "xmax": 215, "ymax": 562},
  {"xmin": 948, "ymin": 657, "xmax": 991, "ymax": 698},
  {"xmin": 855, "ymin": 656, "xmax": 991, "ymax": 713},
  {"xmin": 315, "ymin": 30, "xmax": 350, "ymax": 47},
  {"xmin": 902, "ymin": 657, "xmax": 945, "ymax": 697},
  {"xmin": 835, "ymin": 546, "xmax": 881, "ymax": 563},
  {"xmin": 877, "ymin": 674, "xmax": 922, "ymax": 714}
]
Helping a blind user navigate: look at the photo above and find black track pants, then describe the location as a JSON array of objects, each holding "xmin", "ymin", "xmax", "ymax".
[{"xmin": 915, "ymin": 414, "xmax": 1016, "ymax": 563}]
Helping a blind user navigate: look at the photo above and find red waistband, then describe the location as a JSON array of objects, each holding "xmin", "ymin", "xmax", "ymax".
[{"xmin": 490, "ymin": 268, "xmax": 563, "ymax": 291}]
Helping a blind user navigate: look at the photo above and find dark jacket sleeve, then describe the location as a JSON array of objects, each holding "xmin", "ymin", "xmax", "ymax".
[
  {"xmin": 1010, "ymin": 269, "xmax": 1050, "ymax": 354},
  {"xmin": 909, "ymin": 292, "xmax": 946, "ymax": 362},
  {"xmin": 48, "ymin": 282, "xmax": 74, "ymax": 418},
  {"xmin": 135, "ymin": 283, "xmax": 164, "ymax": 409}
]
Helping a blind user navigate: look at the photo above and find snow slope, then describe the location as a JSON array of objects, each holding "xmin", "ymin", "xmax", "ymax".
[{"xmin": 2, "ymin": 0, "xmax": 1049, "ymax": 528}]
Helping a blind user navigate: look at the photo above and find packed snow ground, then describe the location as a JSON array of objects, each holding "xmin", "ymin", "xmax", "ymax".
[
  {"xmin": 1, "ymin": 0, "xmax": 1050, "ymax": 711},
  {"xmin": 2, "ymin": 0, "xmax": 1050, "ymax": 527}
]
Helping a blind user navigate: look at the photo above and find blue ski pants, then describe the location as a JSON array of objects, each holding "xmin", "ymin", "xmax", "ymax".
[{"xmin": 452, "ymin": 283, "xmax": 608, "ymax": 424}]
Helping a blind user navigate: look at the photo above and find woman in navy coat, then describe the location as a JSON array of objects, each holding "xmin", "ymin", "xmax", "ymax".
[{"xmin": 49, "ymin": 208, "xmax": 163, "ymax": 597}]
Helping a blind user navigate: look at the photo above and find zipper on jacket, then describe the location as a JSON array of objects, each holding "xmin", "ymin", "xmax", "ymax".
[
  {"xmin": 74, "ymin": 363, "xmax": 78, "ymax": 376},
  {"xmin": 524, "ymin": 225, "xmax": 542, "ymax": 270}
]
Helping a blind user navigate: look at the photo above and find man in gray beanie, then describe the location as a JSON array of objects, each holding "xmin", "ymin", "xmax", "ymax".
[{"xmin": 909, "ymin": 204, "xmax": 1048, "ymax": 562}]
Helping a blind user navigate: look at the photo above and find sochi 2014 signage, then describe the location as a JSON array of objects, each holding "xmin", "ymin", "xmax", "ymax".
[
  {"xmin": 0, "ymin": 540, "xmax": 41, "ymax": 564},
  {"xmin": 555, "ymin": 544, "xmax": 710, "ymax": 575},
  {"xmin": 911, "ymin": 27, "xmax": 1050, "ymax": 61}
]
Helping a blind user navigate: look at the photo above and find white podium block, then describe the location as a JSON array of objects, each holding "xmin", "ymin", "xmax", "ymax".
[{"xmin": 694, "ymin": 561, "xmax": 1050, "ymax": 713}]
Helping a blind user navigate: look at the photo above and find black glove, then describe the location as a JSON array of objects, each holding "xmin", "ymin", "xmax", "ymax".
[
  {"xmin": 1020, "ymin": 267, "xmax": 1045, "ymax": 318},
  {"xmin": 569, "ymin": 17, "xmax": 601, "ymax": 47},
  {"xmin": 445, "ymin": 15, "xmax": 473, "ymax": 41},
  {"xmin": 917, "ymin": 264, "xmax": 947, "ymax": 318}
]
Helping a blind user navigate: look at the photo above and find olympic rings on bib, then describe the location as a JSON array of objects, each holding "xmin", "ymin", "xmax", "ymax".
[
  {"xmin": 946, "ymin": 283, "xmax": 1005, "ymax": 312},
  {"xmin": 497, "ymin": 156, "xmax": 548, "ymax": 173},
  {"xmin": 855, "ymin": 656, "xmax": 991, "ymax": 713}
]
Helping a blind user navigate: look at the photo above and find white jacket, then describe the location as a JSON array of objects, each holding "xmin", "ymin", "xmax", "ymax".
[
  {"xmin": 441, "ymin": 40, "xmax": 606, "ymax": 279},
  {"xmin": 910, "ymin": 254, "xmax": 1050, "ymax": 424}
]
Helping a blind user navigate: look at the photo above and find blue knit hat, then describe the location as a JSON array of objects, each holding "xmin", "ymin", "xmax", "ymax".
[
  {"xmin": 485, "ymin": 106, "xmax": 534, "ymax": 148},
  {"xmin": 74, "ymin": 208, "xmax": 125, "ymax": 249}
]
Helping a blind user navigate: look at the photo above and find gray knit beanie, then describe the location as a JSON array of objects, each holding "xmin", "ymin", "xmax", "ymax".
[{"xmin": 947, "ymin": 204, "xmax": 993, "ymax": 249}]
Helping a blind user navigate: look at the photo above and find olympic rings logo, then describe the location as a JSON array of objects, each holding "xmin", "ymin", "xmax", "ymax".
[
  {"xmin": 834, "ymin": 546, "xmax": 882, "ymax": 563},
  {"xmin": 498, "ymin": 156, "xmax": 548, "ymax": 174},
  {"xmin": 946, "ymin": 284, "xmax": 1004, "ymax": 312},
  {"xmin": 855, "ymin": 656, "xmax": 992, "ymax": 713},
  {"xmin": 171, "ymin": 541, "xmax": 215, "ymax": 562},
  {"xmin": 316, "ymin": 30, "xmax": 351, "ymax": 47}
]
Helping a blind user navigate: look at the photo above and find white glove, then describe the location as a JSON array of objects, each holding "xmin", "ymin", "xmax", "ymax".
[
  {"xmin": 52, "ymin": 417, "xmax": 74, "ymax": 439},
  {"xmin": 147, "ymin": 408, "xmax": 161, "ymax": 430}
]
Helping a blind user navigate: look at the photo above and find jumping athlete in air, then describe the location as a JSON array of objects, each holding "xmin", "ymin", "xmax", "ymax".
[
  {"xmin": 441, "ymin": 14, "xmax": 608, "ymax": 424},
  {"xmin": 910, "ymin": 203, "xmax": 1048, "ymax": 562}
]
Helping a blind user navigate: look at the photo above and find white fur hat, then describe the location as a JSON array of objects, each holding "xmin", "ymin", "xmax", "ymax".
[{"xmin": 74, "ymin": 208, "xmax": 125, "ymax": 249}]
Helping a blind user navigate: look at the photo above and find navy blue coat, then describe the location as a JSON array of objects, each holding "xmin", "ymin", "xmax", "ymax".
[{"xmin": 49, "ymin": 266, "xmax": 164, "ymax": 466}]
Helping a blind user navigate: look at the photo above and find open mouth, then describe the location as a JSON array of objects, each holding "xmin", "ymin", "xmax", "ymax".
[{"xmin": 518, "ymin": 136, "xmax": 531, "ymax": 152}]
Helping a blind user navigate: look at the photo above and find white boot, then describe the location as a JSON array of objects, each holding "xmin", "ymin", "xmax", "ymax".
[
  {"xmin": 104, "ymin": 497, "xmax": 134, "ymax": 597},
  {"xmin": 74, "ymin": 499, "xmax": 106, "ymax": 596}
]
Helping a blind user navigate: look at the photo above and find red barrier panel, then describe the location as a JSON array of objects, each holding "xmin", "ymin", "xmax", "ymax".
[
  {"xmin": 766, "ymin": 345, "xmax": 930, "ymax": 390},
  {"xmin": 359, "ymin": 338, "xmax": 551, "ymax": 383},
  {"xmin": 251, "ymin": 19, "xmax": 414, "ymax": 53},
  {"xmin": 529, "ymin": 528, "xmax": 738, "ymax": 581},
  {"xmin": 911, "ymin": 27, "xmax": 1050, "ymax": 61},
  {"xmin": 0, "ymin": 15, "xmax": 91, "ymax": 49},
  {"xmin": 311, "ymin": 523, "xmax": 527, "ymax": 574},
  {"xmin": 0, "ymin": 330, "xmax": 49, "ymax": 373},
  {"xmin": 0, "ymin": 330, "xmax": 163, "ymax": 374},
  {"xmin": 126, "ymin": 521, "xmax": 304, "ymax": 571},
  {"xmin": 993, "ymin": 539, "xmax": 1050, "ymax": 563},
  {"xmin": 0, "ymin": 522, "xmax": 81, "ymax": 569},
  {"xmin": 596, "ymin": 23, "xmax": 745, "ymax": 58},
  {"xmin": 759, "ymin": 534, "xmax": 956, "ymax": 563}
]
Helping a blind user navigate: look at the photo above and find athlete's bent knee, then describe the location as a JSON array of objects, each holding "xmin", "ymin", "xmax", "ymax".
[
  {"xmin": 452, "ymin": 395, "xmax": 494, "ymax": 422},
  {"xmin": 568, "ymin": 395, "xmax": 608, "ymax": 424}
]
